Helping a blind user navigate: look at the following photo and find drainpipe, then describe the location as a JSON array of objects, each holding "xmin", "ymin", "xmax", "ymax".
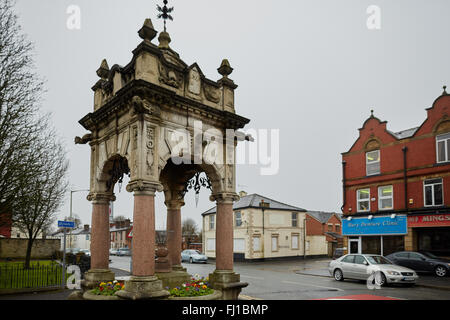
[
  {"xmin": 402, "ymin": 147, "xmax": 408, "ymax": 211},
  {"xmin": 340, "ymin": 161, "xmax": 347, "ymax": 213}
]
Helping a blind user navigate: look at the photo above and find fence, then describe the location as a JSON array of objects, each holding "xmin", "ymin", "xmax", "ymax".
[{"xmin": 0, "ymin": 263, "xmax": 66, "ymax": 290}]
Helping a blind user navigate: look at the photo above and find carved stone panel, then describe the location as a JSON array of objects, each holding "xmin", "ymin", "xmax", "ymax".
[
  {"xmin": 146, "ymin": 123, "xmax": 156, "ymax": 177},
  {"xmin": 188, "ymin": 67, "xmax": 201, "ymax": 95},
  {"xmin": 159, "ymin": 63, "xmax": 182, "ymax": 88},
  {"xmin": 204, "ymin": 84, "xmax": 221, "ymax": 104}
]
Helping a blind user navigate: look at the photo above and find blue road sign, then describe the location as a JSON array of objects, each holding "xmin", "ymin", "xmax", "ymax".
[{"xmin": 58, "ymin": 220, "xmax": 76, "ymax": 228}]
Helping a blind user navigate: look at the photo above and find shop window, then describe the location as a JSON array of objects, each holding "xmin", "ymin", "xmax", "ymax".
[
  {"xmin": 378, "ymin": 185, "xmax": 393, "ymax": 210},
  {"xmin": 424, "ymin": 178, "xmax": 443, "ymax": 207},
  {"xmin": 366, "ymin": 150, "xmax": 380, "ymax": 176},
  {"xmin": 382, "ymin": 236, "xmax": 404, "ymax": 256},
  {"xmin": 357, "ymin": 189, "xmax": 370, "ymax": 212},
  {"xmin": 436, "ymin": 133, "xmax": 450, "ymax": 163},
  {"xmin": 362, "ymin": 236, "xmax": 381, "ymax": 255}
]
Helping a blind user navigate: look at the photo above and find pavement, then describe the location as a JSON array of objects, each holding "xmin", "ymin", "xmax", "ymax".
[{"xmin": 294, "ymin": 258, "xmax": 450, "ymax": 291}]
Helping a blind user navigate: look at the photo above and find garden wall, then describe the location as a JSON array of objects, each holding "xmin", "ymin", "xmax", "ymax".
[{"xmin": 0, "ymin": 239, "xmax": 60, "ymax": 259}]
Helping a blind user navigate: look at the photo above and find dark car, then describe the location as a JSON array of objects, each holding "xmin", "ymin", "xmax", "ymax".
[{"xmin": 386, "ymin": 251, "xmax": 450, "ymax": 277}]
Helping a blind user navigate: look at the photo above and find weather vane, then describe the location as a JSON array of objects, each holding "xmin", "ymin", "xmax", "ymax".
[{"xmin": 157, "ymin": 0, "xmax": 174, "ymax": 32}]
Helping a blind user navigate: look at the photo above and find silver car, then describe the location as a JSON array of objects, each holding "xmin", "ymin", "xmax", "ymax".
[
  {"xmin": 181, "ymin": 250, "xmax": 207, "ymax": 264},
  {"xmin": 329, "ymin": 254, "xmax": 419, "ymax": 286}
]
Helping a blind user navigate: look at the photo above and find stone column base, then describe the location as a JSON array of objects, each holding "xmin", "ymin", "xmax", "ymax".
[
  {"xmin": 208, "ymin": 270, "xmax": 248, "ymax": 300},
  {"xmin": 171, "ymin": 264, "xmax": 187, "ymax": 272},
  {"xmin": 115, "ymin": 276, "xmax": 170, "ymax": 300},
  {"xmin": 156, "ymin": 270, "xmax": 191, "ymax": 289},
  {"xmin": 81, "ymin": 269, "xmax": 115, "ymax": 290}
]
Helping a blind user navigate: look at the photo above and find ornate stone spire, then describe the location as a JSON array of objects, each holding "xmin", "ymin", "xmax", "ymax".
[
  {"xmin": 96, "ymin": 59, "xmax": 109, "ymax": 79},
  {"xmin": 218, "ymin": 59, "xmax": 233, "ymax": 79},
  {"xmin": 138, "ymin": 18, "xmax": 158, "ymax": 42}
]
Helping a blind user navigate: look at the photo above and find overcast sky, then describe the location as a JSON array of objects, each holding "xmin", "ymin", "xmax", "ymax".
[{"xmin": 13, "ymin": 0, "xmax": 450, "ymax": 231}]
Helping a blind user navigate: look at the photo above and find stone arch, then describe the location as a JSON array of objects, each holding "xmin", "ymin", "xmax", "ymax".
[
  {"xmin": 96, "ymin": 153, "xmax": 131, "ymax": 194},
  {"xmin": 158, "ymin": 146, "xmax": 225, "ymax": 196}
]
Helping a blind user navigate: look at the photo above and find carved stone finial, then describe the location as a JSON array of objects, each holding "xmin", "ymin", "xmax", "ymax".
[
  {"xmin": 96, "ymin": 59, "xmax": 109, "ymax": 79},
  {"xmin": 218, "ymin": 59, "xmax": 233, "ymax": 78},
  {"xmin": 443, "ymin": 85, "xmax": 448, "ymax": 95},
  {"xmin": 370, "ymin": 109, "xmax": 374, "ymax": 117},
  {"xmin": 158, "ymin": 31, "xmax": 171, "ymax": 49},
  {"xmin": 138, "ymin": 18, "xmax": 158, "ymax": 42}
]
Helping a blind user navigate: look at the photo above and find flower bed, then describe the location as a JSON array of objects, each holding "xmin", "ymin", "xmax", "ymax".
[
  {"xmin": 167, "ymin": 275, "xmax": 216, "ymax": 298},
  {"xmin": 90, "ymin": 280, "xmax": 124, "ymax": 296}
]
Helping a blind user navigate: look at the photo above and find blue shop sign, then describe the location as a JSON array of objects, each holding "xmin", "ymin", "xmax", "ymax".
[{"xmin": 342, "ymin": 215, "xmax": 407, "ymax": 236}]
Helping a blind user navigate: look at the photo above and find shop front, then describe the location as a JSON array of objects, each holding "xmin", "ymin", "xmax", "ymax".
[
  {"xmin": 343, "ymin": 215, "xmax": 407, "ymax": 256},
  {"xmin": 407, "ymin": 213, "xmax": 450, "ymax": 258}
]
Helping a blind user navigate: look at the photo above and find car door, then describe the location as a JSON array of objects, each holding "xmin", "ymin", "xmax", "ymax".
[
  {"xmin": 340, "ymin": 255, "xmax": 356, "ymax": 278},
  {"xmin": 409, "ymin": 253, "xmax": 432, "ymax": 272},
  {"xmin": 181, "ymin": 250, "xmax": 187, "ymax": 262},
  {"xmin": 353, "ymin": 255, "xmax": 370, "ymax": 280},
  {"xmin": 391, "ymin": 252, "xmax": 410, "ymax": 267}
]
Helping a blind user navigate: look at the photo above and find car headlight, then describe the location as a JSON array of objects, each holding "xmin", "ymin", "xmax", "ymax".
[{"xmin": 386, "ymin": 270, "xmax": 401, "ymax": 276}]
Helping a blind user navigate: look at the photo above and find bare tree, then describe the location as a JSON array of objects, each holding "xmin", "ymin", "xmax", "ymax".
[
  {"xmin": 182, "ymin": 218, "xmax": 199, "ymax": 237},
  {"xmin": 12, "ymin": 133, "xmax": 69, "ymax": 268},
  {"xmin": 0, "ymin": 0, "xmax": 45, "ymax": 224}
]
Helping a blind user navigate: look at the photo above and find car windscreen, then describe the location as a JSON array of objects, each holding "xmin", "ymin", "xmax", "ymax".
[{"xmin": 366, "ymin": 256, "xmax": 392, "ymax": 265}]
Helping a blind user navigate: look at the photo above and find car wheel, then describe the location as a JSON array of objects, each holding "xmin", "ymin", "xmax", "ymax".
[
  {"xmin": 435, "ymin": 266, "xmax": 447, "ymax": 277},
  {"xmin": 189, "ymin": 257, "xmax": 193, "ymax": 264},
  {"xmin": 376, "ymin": 272, "xmax": 387, "ymax": 287},
  {"xmin": 334, "ymin": 269, "xmax": 344, "ymax": 281}
]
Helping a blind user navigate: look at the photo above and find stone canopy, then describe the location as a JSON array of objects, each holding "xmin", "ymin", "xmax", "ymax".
[{"xmin": 76, "ymin": 18, "xmax": 250, "ymax": 300}]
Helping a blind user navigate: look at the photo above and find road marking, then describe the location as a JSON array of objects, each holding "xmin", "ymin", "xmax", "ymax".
[
  {"xmin": 240, "ymin": 274, "xmax": 265, "ymax": 280},
  {"xmin": 239, "ymin": 294, "xmax": 263, "ymax": 300},
  {"xmin": 282, "ymin": 280, "xmax": 344, "ymax": 291}
]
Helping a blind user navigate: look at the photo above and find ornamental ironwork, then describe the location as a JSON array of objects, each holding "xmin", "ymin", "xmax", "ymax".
[
  {"xmin": 181, "ymin": 172, "xmax": 212, "ymax": 206},
  {"xmin": 106, "ymin": 157, "xmax": 130, "ymax": 192},
  {"xmin": 157, "ymin": 0, "xmax": 174, "ymax": 32}
]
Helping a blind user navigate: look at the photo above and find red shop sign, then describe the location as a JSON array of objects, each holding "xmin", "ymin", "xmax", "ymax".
[{"xmin": 408, "ymin": 214, "xmax": 450, "ymax": 227}]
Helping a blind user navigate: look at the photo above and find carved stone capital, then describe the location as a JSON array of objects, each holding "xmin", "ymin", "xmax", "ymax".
[
  {"xmin": 165, "ymin": 199, "xmax": 185, "ymax": 210},
  {"xmin": 87, "ymin": 192, "xmax": 115, "ymax": 204},
  {"xmin": 210, "ymin": 192, "xmax": 240, "ymax": 204},
  {"xmin": 126, "ymin": 180, "xmax": 163, "ymax": 195}
]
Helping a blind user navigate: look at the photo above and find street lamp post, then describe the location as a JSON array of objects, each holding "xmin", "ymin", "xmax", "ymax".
[{"xmin": 68, "ymin": 189, "xmax": 89, "ymax": 249}]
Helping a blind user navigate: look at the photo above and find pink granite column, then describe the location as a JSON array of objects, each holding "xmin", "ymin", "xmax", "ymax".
[
  {"xmin": 132, "ymin": 189, "xmax": 157, "ymax": 277},
  {"xmin": 215, "ymin": 196, "xmax": 235, "ymax": 271},
  {"xmin": 166, "ymin": 200, "xmax": 184, "ymax": 267},
  {"xmin": 90, "ymin": 194, "xmax": 113, "ymax": 270}
]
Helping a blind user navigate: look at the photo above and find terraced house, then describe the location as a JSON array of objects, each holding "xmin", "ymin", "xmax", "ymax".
[
  {"xmin": 341, "ymin": 88, "xmax": 450, "ymax": 258},
  {"xmin": 202, "ymin": 192, "xmax": 329, "ymax": 261}
]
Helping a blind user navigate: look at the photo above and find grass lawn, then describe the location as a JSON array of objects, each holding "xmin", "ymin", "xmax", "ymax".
[{"xmin": 0, "ymin": 260, "xmax": 66, "ymax": 289}]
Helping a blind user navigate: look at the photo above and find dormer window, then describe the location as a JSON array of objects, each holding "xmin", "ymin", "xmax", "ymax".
[
  {"xmin": 366, "ymin": 150, "xmax": 380, "ymax": 176},
  {"xmin": 436, "ymin": 133, "xmax": 450, "ymax": 163}
]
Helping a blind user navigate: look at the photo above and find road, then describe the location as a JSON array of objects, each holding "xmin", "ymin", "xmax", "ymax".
[{"xmin": 109, "ymin": 256, "xmax": 450, "ymax": 300}]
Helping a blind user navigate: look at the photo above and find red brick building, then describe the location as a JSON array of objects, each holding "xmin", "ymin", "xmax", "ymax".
[
  {"xmin": 0, "ymin": 214, "xmax": 11, "ymax": 238},
  {"xmin": 306, "ymin": 211, "xmax": 343, "ymax": 256},
  {"xmin": 341, "ymin": 88, "xmax": 450, "ymax": 258}
]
